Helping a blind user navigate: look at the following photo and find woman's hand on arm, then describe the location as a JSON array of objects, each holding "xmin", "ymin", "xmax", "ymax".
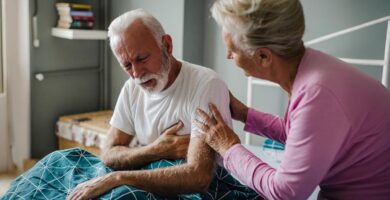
[
  {"xmin": 229, "ymin": 91, "xmax": 249, "ymax": 123},
  {"xmin": 194, "ymin": 103, "xmax": 241, "ymax": 157}
]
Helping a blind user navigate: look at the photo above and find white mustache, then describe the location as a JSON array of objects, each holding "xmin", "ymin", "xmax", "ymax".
[{"xmin": 134, "ymin": 73, "xmax": 161, "ymax": 85}]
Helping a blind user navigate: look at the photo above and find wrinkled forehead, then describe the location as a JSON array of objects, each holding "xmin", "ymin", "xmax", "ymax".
[{"xmin": 111, "ymin": 23, "xmax": 160, "ymax": 59}]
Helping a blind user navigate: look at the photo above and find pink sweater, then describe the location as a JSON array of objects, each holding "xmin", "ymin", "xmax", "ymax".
[{"xmin": 224, "ymin": 48, "xmax": 390, "ymax": 200}]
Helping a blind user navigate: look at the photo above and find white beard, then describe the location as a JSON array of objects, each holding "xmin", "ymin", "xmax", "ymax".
[{"xmin": 133, "ymin": 50, "xmax": 170, "ymax": 94}]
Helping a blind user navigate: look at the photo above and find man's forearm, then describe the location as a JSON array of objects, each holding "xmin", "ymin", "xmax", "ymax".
[
  {"xmin": 113, "ymin": 156, "xmax": 215, "ymax": 195},
  {"xmin": 102, "ymin": 145, "xmax": 161, "ymax": 170},
  {"xmin": 110, "ymin": 139, "xmax": 216, "ymax": 195}
]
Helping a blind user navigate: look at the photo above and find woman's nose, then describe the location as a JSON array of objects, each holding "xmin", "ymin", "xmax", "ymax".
[{"xmin": 227, "ymin": 51, "xmax": 233, "ymax": 59}]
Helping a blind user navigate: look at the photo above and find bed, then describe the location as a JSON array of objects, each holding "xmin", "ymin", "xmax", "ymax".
[
  {"xmin": 2, "ymin": 148, "xmax": 262, "ymax": 200},
  {"xmin": 2, "ymin": 111, "xmax": 266, "ymax": 200}
]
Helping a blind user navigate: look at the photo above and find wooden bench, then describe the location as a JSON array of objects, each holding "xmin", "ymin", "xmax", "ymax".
[{"xmin": 56, "ymin": 110, "xmax": 112, "ymax": 156}]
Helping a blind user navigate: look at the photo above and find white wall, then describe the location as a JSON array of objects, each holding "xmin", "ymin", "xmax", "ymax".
[{"xmin": 3, "ymin": 0, "xmax": 31, "ymax": 170}]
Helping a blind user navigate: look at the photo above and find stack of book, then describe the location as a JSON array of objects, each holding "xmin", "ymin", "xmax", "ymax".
[{"xmin": 56, "ymin": 3, "xmax": 94, "ymax": 29}]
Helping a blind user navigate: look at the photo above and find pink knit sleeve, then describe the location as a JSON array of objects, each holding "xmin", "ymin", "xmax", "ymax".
[
  {"xmin": 224, "ymin": 85, "xmax": 350, "ymax": 200},
  {"xmin": 244, "ymin": 108, "xmax": 287, "ymax": 143}
]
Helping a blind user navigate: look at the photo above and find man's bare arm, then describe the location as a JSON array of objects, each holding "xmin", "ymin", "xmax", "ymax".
[
  {"xmin": 101, "ymin": 127, "xmax": 157, "ymax": 170},
  {"xmin": 102, "ymin": 122, "xmax": 189, "ymax": 170},
  {"xmin": 67, "ymin": 136, "xmax": 215, "ymax": 200},
  {"xmin": 112, "ymin": 136, "xmax": 216, "ymax": 195}
]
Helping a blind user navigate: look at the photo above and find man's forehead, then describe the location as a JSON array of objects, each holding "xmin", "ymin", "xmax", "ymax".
[
  {"xmin": 114, "ymin": 36, "xmax": 156, "ymax": 57},
  {"xmin": 119, "ymin": 24, "xmax": 157, "ymax": 48},
  {"xmin": 124, "ymin": 20, "xmax": 155, "ymax": 40},
  {"xmin": 115, "ymin": 44, "xmax": 147, "ymax": 61}
]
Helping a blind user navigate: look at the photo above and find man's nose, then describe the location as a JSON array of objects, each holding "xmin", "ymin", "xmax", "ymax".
[{"xmin": 132, "ymin": 64, "xmax": 145, "ymax": 78}]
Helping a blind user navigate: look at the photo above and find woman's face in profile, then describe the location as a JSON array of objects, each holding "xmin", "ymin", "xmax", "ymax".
[{"xmin": 222, "ymin": 31, "xmax": 258, "ymax": 77}]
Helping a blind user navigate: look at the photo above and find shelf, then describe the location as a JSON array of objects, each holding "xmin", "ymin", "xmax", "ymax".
[{"xmin": 51, "ymin": 28, "xmax": 108, "ymax": 40}]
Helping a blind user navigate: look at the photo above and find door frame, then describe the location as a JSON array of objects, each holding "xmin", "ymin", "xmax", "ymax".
[{"xmin": 1, "ymin": 0, "xmax": 31, "ymax": 171}]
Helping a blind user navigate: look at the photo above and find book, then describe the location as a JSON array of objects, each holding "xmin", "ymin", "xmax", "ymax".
[
  {"xmin": 59, "ymin": 15, "xmax": 95, "ymax": 23},
  {"xmin": 57, "ymin": 20, "xmax": 94, "ymax": 29},
  {"xmin": 57, "ymin": 9, "xmax": 93, "ymax": 17},
  {"xmin": 56, "ymin": 3, "xmax": 92, "ymax": 10},
  {"xmin": 55, "ymin": 2, "xmax": 94, "ymax": 30},
  {"xmin": 70, "ymin": 11, "xmax": 93, "ymax": 17}
]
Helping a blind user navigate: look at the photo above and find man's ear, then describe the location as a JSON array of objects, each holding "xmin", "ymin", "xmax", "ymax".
[
  {"xmin": 254, "ymin": 48, "xmax": 272, "ymax": 68},
  {"xmin": 161, "ymin": 34, "xmax": 173, "ymax": 54}
]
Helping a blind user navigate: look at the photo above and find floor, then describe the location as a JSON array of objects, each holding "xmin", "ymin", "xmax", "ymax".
[{"xmin": 0, "ymin": 172, "xmax": 16, "ymax": 196}]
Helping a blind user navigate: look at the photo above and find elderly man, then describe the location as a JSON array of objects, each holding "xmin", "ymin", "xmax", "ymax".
[{"xmin": 67, "ymin": 9, "xmax": 233, "ymax": 199}]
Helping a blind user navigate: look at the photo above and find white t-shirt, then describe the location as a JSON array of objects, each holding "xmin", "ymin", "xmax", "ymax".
[{"xmin": 110, "ymin": 60, "xmax": 232, "ymax": 146}]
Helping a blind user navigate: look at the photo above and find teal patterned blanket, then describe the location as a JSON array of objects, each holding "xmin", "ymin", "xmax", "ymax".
[{"xmin": 1, "ymin": 148, "xmax": 262, "ymax": 200}]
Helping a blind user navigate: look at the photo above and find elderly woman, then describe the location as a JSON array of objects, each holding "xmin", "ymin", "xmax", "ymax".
[{"xmin": 194, "ymin": 0, "xmax": 390, "ymax": 199}]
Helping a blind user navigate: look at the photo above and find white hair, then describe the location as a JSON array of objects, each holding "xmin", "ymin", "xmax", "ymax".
[
  {"xmin": 108, "ymin": 9, "xmax": 166, "ymax": 49},
  {"xmin": 211, "ymin": 0, "xmax": 305, "ymax": 58}
]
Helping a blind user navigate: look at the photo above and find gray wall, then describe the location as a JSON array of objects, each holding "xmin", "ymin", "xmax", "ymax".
[
  {"xmin": 30, "ymin": 0, "xmax": 390, "ymax": 157},
  {"xmin": 30, "ymin": 0, "xmax": 204, "ymax": 158},
  {"xmin": 302, "ymin": 0, "xmax": 390, "ymax": 80},
  {"xmin": 203, "ymin": 0, "xmax": 390, "ymax": 145},
  {"xmin": 183, "ymin": 0, "xmax": 206, "ymax": 66},
  {"xmin": 30, "ymin": 0, "xmax": 103, "ymax": 158},
  {"xmin": 108, "ymin": 0, "xmax": 390, "ymax": 146}
]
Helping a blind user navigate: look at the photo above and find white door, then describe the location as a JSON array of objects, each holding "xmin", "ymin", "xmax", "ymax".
[{"xmin": 0, "ymin": 6, "xmax": 9, "ymax": 170}]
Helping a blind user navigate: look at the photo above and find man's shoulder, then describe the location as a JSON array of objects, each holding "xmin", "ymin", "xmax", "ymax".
[
  {"xmin": 181, "ymin": 60, "xmax": 221, "ymax": 82},
  {"xmin": 181, "ymin": 61, "xmax": 228, "ymax": 95}
]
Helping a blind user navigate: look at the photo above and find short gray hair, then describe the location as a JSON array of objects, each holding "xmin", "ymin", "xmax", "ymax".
[
  {"xmin": 211, "ymin": 0, "xmax": 305, "ymax": 58},
  {"xmin": 108, "ymin": 9, "xmax": 166, "ymax": 48}
]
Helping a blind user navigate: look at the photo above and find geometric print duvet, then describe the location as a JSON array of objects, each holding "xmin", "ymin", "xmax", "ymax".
[{"xmin": 1, "ymin": 148, "xmax": 263, "ymax": 200}]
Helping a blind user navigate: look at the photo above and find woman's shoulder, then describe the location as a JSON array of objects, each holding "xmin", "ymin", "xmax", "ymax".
[{"xmin": 294, "ymin": 48, "xmax": 367, "ymax": 93}]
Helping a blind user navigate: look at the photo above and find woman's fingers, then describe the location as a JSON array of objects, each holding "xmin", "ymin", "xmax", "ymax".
[
  {"xmin": 192, "ymin": 119, "xmax": 209, "ymax": 132},
  {"xmin": 196, "ymin": 108, "xmax": 216, "ymax": 126},
  {"xmin": 209, "ymin": 103, "xmax": 224, "ymax": 123}
]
